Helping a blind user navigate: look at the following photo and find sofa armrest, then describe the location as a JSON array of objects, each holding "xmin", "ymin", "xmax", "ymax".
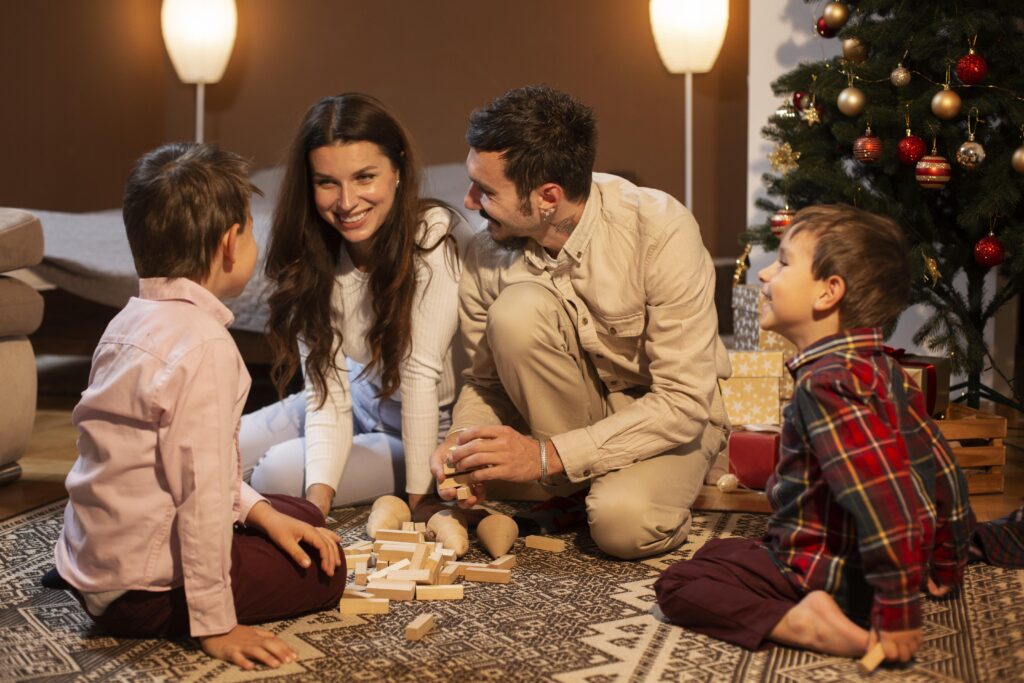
[{"xmin": 0, "ymin": 209, "xmax": 44, "ymax": 273}]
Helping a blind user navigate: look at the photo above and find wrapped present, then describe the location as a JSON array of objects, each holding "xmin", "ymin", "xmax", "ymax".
[
  {"xmin": 728, "ymin": 429, "xmax": 781, "ymax": 490},
  {"xmin": 729, "ymin": 350, "xmax": 783, "ymax": 378},
  {"xmin": 721, "ymin": 377, "xmax": 781, "ymax": 426},
  {"xmin": 883, "ymin": 348, "xmax": 952, "ymax": 417},
  {"xmin": 731, "ymin": 284, "xmax": 761, "ymax": 350}
]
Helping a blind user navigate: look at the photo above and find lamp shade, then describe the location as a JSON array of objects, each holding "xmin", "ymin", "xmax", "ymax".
[
  {"xmin": 161, "ymin": 0, "xmax": 237, "ymax": 84},
  {"xmin": 649, "ymin": 0, "xmax": 729, "ymax": 74}
]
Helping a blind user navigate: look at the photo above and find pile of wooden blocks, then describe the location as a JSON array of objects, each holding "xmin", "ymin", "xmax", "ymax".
[{"xmin": 339, "ymin": 521, "xmax": 564, "ymax": 641}]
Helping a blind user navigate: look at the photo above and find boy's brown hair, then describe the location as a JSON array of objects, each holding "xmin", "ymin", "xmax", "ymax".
[
  {"xmin": 787, "ymin": 204, "xmax": 911, "ymax": 329},
  {"xmin": 122, "ymin": 142, "xmax": 261, "ymax": 281}
]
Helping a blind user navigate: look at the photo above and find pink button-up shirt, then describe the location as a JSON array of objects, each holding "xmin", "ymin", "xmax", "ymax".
[{"xmin": 55, "ymin": 277, "xmax": 265, "ymax": 637}]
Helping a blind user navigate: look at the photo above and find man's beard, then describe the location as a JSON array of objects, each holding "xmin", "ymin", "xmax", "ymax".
[{"xmin": 480, "ymin": 208, "xmax": 527, "ymax": 252}]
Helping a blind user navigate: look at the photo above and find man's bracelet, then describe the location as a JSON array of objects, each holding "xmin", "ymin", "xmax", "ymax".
[{"xmin": 539, "ymin": 439, "xmax": 550, "ymax": 484}]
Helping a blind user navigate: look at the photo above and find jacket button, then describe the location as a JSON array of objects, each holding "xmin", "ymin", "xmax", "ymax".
[
  {"xmin": 609, "ymin": 327, "xmax": 617, "ymax": 334},
  {"xmin": 582, "ymin": 317, "xmax": 589, "ymax": 325},
  {"xmin": 583, "ymin": 469, "xmax": 591, "ymax": 477}
]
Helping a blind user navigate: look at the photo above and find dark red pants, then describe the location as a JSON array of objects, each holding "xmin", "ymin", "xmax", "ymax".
[
  {"xmin": 654, "ymin": 538, "xmax": 802, "ymax": 650},
  {"xmin": 79, "ymin": 494, "xmax": 346, "ymax": 638}
]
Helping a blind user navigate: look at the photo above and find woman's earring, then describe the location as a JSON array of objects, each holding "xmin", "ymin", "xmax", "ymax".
[{"xmin": 396, "ymin": 177, "xmax": 401, "ymax": 188}]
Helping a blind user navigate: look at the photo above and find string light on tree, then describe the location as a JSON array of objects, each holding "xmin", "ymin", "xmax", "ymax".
[
  {"xmin": 1013, "ymin": 125, "xmax": 1024, "ymax": 175},
  {"xmin": 956, "ymin": 108, "xmax": 986, "ymax": 170},
  {"xmin": 956, "ymin": 36, "xmax": 988, "ymax": 85}
]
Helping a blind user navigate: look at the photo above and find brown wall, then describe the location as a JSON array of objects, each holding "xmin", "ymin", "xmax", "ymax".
[{"xmin": 1, "ymin": 0, "xmax": 748, "ymax": 256}]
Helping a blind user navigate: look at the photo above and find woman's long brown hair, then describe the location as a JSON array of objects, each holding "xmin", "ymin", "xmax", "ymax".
[{"xmin": 264, "ymin": 93, "xmax": 455, "ymax": 407}]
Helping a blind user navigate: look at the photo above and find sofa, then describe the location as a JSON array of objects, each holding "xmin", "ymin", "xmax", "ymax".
[{"xmin": 0, "ymin": 209, "xmax": 44, "ymax": 485}]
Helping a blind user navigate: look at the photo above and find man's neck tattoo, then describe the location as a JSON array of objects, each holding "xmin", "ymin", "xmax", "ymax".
[{"xmin": 553, "ymin": 217, "xmax": 575, "ymax": 235}]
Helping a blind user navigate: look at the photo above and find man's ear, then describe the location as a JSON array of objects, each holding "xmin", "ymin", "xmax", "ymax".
[
  {"xmin": 536, "ymin": 183, "xmax": 563, "ymax": 216},
  {"xmin": 813, "ymin": 274, "xmax": 846, "ymax": 313},
  {"xmin": 220, "ymin": 223, "xmax": 242, "ymax": 268}
]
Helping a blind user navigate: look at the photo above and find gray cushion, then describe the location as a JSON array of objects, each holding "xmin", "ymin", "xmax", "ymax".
[
  {"xmin": 0, "ymin": 209, "xmax": 43, "ymax": 272},
  {"xmin": 0, "ymin": 276, "xmax": 44, "ymax": 336}
]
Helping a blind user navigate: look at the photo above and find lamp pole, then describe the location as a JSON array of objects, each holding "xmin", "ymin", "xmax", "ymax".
[
  {"xmin": 195, "ymin": 83, "xmax": 205, "ymax": 144},
  {"xmin": 685, "ymin": 71, "xmax": 693, "ymax": 210}
]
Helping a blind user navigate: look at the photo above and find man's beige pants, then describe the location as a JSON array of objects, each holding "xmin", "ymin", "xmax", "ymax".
[{"xmin": 486, "ymin": 282, "xmax": 727, "ymax": 560}]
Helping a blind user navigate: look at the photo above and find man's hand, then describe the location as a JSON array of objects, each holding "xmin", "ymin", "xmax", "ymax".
[
  {"xmin": 429, "ymin": 432, "xmax": 486, "ymax": 508},
  {"xmin": 245, "ymin": 501, "xmax": 342, "ymax": 576},
  {"xmin": 305, "ymin": 484, "xmax": 335, "ymax": 517},
  {"xmin": 200, "ymin": 624, "xmax": 297, "ymax": 670},
  {"xmin": 867, "ymin": 627, "xmax": 923, "ymax": 663}
]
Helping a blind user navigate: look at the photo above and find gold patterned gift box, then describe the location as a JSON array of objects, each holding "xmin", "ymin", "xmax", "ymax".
[{"xmin": 722, "ymin": 350, "xmax": 785, "ymax": 426}]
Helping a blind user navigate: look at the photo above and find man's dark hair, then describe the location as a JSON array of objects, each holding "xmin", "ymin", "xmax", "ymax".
[
  {"xmin": 123, "ymin": 142, "xmax": 259, "ymax": 281},
  {"xmin": 467, "ymin": 85, "xmax": 597, "ymax": 206}
]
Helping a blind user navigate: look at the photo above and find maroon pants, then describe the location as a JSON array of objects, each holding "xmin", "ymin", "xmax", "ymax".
[
  {"xmin": 80, "ymin": 494, "xmax": 346, "ymax": 638},
  {"xmin": 654, "ymin": 537, "xmax": 802, "ymax": 650}
]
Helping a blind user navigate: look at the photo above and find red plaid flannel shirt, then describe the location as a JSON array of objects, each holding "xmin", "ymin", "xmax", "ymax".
[{"xmin": 763, "ymin": 329, "xmax": 972, "ymax": 632}]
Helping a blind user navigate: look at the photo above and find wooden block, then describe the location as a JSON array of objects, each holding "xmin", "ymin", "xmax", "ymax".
[
  {"xmin": 415, "ymin": 522, "xmax": 427, "ymax": 532},
  {"xmin": 375, "ymin": 529, "xmax": 425, "ymax": 543},
  {"xmin": 417, "ymin": 584, "xmax": 464, "ymax": 600},
  {"xmin": 858, "ymin": 643, "xmax": 885, "ymax": 674},
  {"xmin": 409, "ymin": 544, "xmax": 429, "ymax": 570},
  {"xmin": 489, "ymin": 554, "xmax": 516, "ymax": 570},
  {"xmin": 388, "ymin": 569, "xmax": 432, "ymax": 584},
  {"xmin": 378, "ymin": 545, "xmax": 416, "ymax": 562},
  {"xmin": 354, "ymin": 561, "xmax": 368, "ymax": 586},
  {"xmin": 440, "ymin": 549, "xmax": 456, "ymax": 562},
  {"xmin": 343, "ymin": 586, "xmax": 375, "ymax": 599},
  {"xmin": 462, "ymin": 566, "xmax": 511, "ymax": 584},
  {"xmin": 524, "ymin": 535, "xmax": 566, "ymax": 552},
  {"xmin": 456, "ymin": 486, "xmax": 472, "ymax": 500},
  {"xmin": 365, "ymin": 580, "xmax": 417, "ymax": 601},
  {"xmin": 344, "ymin": 540, "xmax": 373, "ymax": 554},
  {"xmin": 340, "ymin": 597, "xmax": 389, "ymax": 614},
  {"xmin": 344, "ymin": 553, "xmax": 372, "ymax": 566},
  {"xmin": 405, "ymin": 613, "xmax": 436, "ymax": 641},
  {"xmin": 437, "ymin": 477, "xmax": 458, "ymax": 491},
  {"xmin": 438, "ymin": 564, "xmax": 461, "ymax": 584},
  {"xmin": 374, "ymin": 559, "xmax": 389, "ymax": 570},
  {"xmin": 368, "ymin": 558, "xmax": 410, "ymax": 582},
  {"xmin": 402, "ymin": 521, "xmax": 417, "ymax": 531}
]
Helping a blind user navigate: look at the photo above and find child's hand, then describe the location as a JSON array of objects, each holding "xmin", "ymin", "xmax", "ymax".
[
  {"xmin": 868, "ymin": 627, "xmax": 923, "ymax": 663},
  {"xmin": 247, "ymin": 503, "xmax": 342, "ymax": 575},
  {"xmin": 200, "ymin": 624, "xmax": 297, "ymax": 670},
  {"xmin": 926, "ymin": 577, "xmax": 952, "ymax": 598}
]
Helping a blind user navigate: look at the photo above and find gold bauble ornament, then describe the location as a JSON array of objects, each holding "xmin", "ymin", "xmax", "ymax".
[
  {"xmin": 931, "ymin": 86, "xmax": 961, "ymax": 120},
  {"xmin": 890, "ymin": 63, "xmax": 911, "ymax": 87},
  {"xmin": 1012, "ymin": 145, "xmax": 1024, "ymax": 175},
  {"xmin": 823, "ymin": 1, "xmax": 849, "ymax": 29},
  {"xmin": 837, "ymin": 86, "xmax": 866, "ymax": 116},
  {"xmin": 842, "ymin": 37, "xmax": 868, "ymax": 63}
]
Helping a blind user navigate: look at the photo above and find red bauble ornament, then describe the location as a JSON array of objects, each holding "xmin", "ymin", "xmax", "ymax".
[
  {"xmin": 816, "ymin": 16, "xmax": 837, "ymax": 38},
  {"xmin": 770, "ymin": 207, "xmax": 796, "ymax": 238},
  {"xmin": 974, "ymin": 234, "xmax": 1005, "ymax": 268},
  {"xmin": 955, "ymin": 49, "xmax": 988, "ymax": 85},
  {"xmin": 915, "ymin": 154, "xmax": 951, "ymax": 189},
  {"xmin": 853, "ymin": 126, "xmax": 882, "ymax": 164},
  {"xmin": 793, "ymin": 91, "xmax": 808, "ymax": 111},
  {"xmin": 897, "ymin": 134, "xmax": 927, "ymax": 166}
]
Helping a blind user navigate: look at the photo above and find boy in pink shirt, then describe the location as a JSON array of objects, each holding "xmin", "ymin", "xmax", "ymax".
[{"xmin": 51, "ymin": 143, "xmax": 345, "ymax": 670}]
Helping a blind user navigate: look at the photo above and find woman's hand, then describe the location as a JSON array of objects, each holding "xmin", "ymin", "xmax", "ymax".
[
  {"xmin": 867, "ymin": 627, "xmax": 923, "ymax": 663},
  {"xmin": 246, "ymin": 501, "xmax": 342, "ymax": 575},
  {"xmin": 200, "ymin": 624, "xmax": 297, "ymax": 670},
  {"xmin": 305, "ymin": 483, "xmax": 335, "ymax": 517}
]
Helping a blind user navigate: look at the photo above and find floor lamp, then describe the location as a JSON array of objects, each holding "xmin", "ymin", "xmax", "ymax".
[
  {"xmin": 161, "ymin": 0, "xmax": 238, "ymax": 143},
  {"xmin": 650, "ymin": 0, "xmax": 729, "ymax": 210}
]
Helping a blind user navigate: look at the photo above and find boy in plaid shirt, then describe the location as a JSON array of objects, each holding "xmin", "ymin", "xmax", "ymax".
[{"xmin": 655, "ymin": 205, "xmax": 972, "ymax": 663}]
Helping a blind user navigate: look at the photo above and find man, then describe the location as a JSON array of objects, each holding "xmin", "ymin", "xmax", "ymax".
[{"xmin": 430, "ymin": 85, "xmax": 730, "ymax": 559}]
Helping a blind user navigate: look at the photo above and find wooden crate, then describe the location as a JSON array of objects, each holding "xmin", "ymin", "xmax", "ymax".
[{"xmin": 936, "ymin": 404, "xmax": 1006, "ymax": 495}]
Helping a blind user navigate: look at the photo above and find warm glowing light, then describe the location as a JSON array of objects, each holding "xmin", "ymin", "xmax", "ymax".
[
  {"xmin": 649, "ymin": 0, "xmax": 729, "ymax": 74},
  {"xmin": 161, "ymin": 0, "xmax": 237, "ymax": 84}
]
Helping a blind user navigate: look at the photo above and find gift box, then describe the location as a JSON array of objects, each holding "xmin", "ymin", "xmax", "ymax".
[
  {"xmin": 721, "ymin": 377, "xmax": 782, "ymax": 426},
  {"xmin": 731, "ymin": 284, "xmax": 761, "ymax": 351},
  {"xmin": 730, "ymin": 350, "xmax": 784, "ymax": 377},
  {"xmin": 883, "ymin": 348, "xmax": 951, "ymax": 418},
  {"xmin": 728, "ymin": 429, "xmax": 781, "ymax": 490}
]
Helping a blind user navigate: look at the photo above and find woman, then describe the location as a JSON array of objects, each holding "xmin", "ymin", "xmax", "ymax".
[{"xmin": 241, "ymin": 93, "xmax": 472, "ymax": 514}]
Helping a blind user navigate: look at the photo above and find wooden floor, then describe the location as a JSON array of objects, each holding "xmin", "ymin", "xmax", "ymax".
[{"xmin": 3, "ymin": 356, "xmax": 1024, "ymax": 522}]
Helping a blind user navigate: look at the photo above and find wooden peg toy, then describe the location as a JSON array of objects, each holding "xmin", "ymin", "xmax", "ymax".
[
  {"xmin": 476, "ymin": 513, "xmax": 518, "ymax": 558},
  {"xmin": 366, "ymin": 495, "xmax": 412, "ymax": 539}
]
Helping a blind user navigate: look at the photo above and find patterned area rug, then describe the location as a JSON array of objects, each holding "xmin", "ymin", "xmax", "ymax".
[{"xmin": 2, "ymin": 500, "xmax": 1022, "ymax": 682}]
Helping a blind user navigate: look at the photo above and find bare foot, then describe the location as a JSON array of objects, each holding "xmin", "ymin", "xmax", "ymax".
[{"xmin": 769, "ymin": 591, "xmax": 870, "ymax": 656}]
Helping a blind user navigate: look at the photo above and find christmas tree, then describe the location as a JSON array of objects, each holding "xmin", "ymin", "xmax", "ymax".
[{"xmin": 747, "ymin": 0, "xmax": 1024, "ymax": 408}]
